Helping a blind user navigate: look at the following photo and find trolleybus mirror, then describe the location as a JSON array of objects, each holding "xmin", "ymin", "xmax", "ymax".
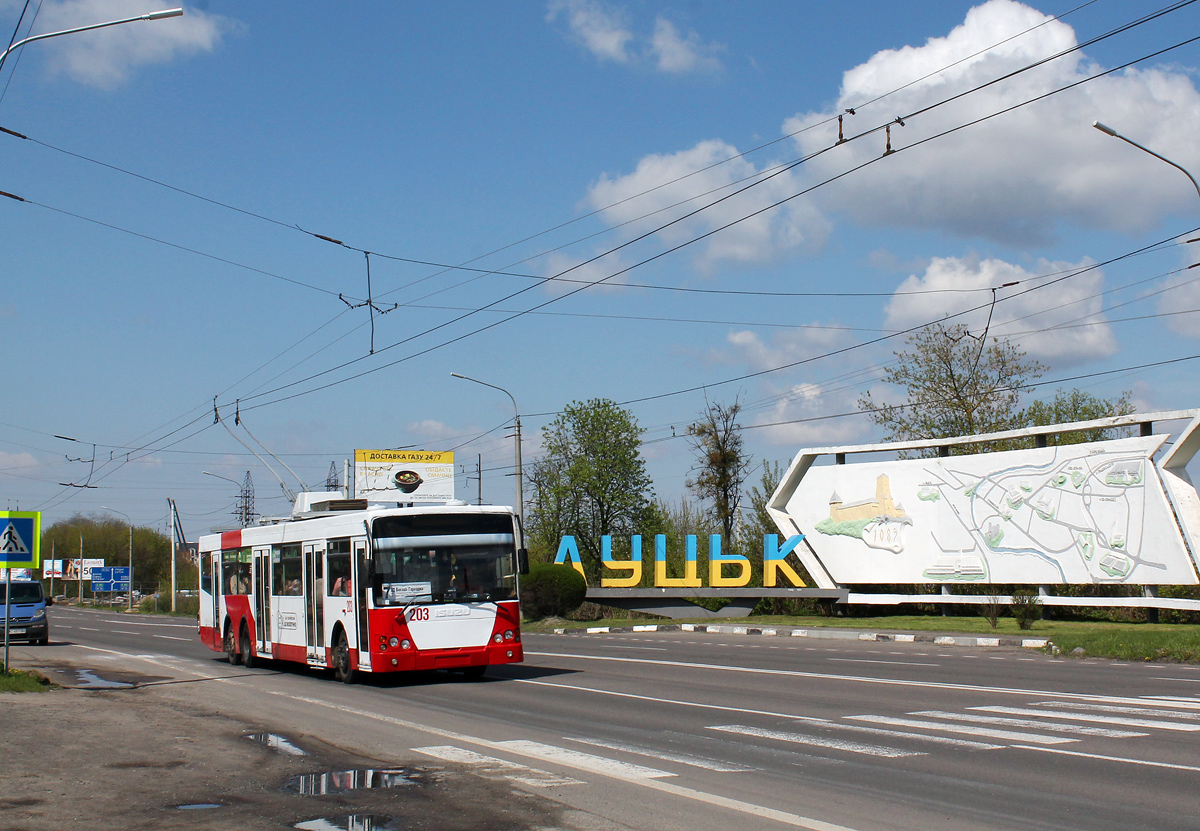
[{"xmin": 516, "ymin": 548, "xmax": 530, "ymax": 576}]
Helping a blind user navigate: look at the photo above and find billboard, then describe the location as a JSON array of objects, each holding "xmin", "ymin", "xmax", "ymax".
[
  {"xmin": 46, "ymin": 559, "xmax": 106, "ymax": 581},
  {"xmin": 770, "ymin": 431, "xmax": 1200, "ymax": 587},
  {"xmin": 354, "ymin": 450, "xmax": 455, "ymax": 503}
]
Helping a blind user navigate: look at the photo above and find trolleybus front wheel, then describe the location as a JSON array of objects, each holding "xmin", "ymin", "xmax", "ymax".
[
  {"xmin": 224, "ymin": 623, "xmax": 241, "ymax": 665},
  {"xmin": 239, "ymin": 623, "xmax": 256, "ymax": 668}
]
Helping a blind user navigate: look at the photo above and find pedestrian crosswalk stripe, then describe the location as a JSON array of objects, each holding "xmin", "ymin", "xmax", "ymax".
[
  {"xmin": 974, "ymin": 705, "xmax": 1200, "ymax": 731},
  {"xmin": 413, "ymin": 745, "xmax": 584, "ymax": 787},
  {"xmin": 1027, "ymin": 700, "xmax": 1200, "ymax": 720},
  {"xmin": 495, "ymin": 740, "xmax": 675, "ymax": 780},
  {"xmin": 844, "ymin": 715, "xmax": 1075, "ymax": 745},
  {"xmin": 708, "ymin": 724, "xmax": 925, "ymax": 758},
  {"xmin": 566, "ymin": 736, "xmax": 753, "ymax": 772},
  {"xmin": 811, "ymin": 719, "xmax": 1003, "ymax": 750},
  {"xmin": 911, "ymin": 710, "xmax": 1146, "ymax": 738}
]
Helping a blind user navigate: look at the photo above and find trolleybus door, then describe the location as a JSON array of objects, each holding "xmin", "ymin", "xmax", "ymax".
[
  {"xmin": 304, "ymin": 542, "xmax": 325, "ymax": 663},
  {"xmin": 352, "ymin": 537, "xmax": 368, "ymax": 671},
  {"xmin": 254, "ymin": 546, "xmax": 271, "ymax": 655},
  {"xmin": 208, "ymin": 553, "xmax": 219, "ymax": 638}
]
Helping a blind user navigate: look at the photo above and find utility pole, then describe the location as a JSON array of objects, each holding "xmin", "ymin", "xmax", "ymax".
[{"xmin": 236, "ymin": 471, "xmax": 256, "ymax": 527}]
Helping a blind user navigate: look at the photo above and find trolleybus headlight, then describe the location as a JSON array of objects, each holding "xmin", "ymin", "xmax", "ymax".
[
  {"xmin": 400, "ymin": 639, "xmax": 411, "ymax": 650},
  {"xmin": 493, "ymin": 633, "xmax": 503, "ymax": 644},
  {"xmin": 388, "ymin": 637, "xmax": 400, "ymax": 648},
  {"xmin": 503, "ymin": 629, "xmax": 514, "ymax": 640}
]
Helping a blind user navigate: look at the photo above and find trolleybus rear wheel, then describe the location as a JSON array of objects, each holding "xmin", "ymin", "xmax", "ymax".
[{"xmin": 333, "ymin": 632, "xmax": 356, "ymax": 684}]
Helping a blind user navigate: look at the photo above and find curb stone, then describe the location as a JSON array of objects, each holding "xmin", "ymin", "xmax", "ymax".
[{"xmin": 550, "ymin": 622, "xmax": 1049, "ymax": 650}]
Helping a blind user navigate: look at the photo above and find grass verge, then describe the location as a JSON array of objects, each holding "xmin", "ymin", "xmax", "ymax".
[{"xmin": 0, "ymin": 668, "xmax": 55, "ymax": 693}]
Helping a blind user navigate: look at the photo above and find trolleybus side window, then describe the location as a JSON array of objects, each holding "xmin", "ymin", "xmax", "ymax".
[
  {"xmin": 222, "ymin": 549, "xmax": 251, "ymax": 595},
  {"xmin": 370, "ymin": 513, "xmax": 517, "ymax": 606},
  {"xmin": 327, "ymin": 538, "xmax": 351, "ymax": 596},
  {"xmin": 272, "ymin": 544, "xmax": 302, "ymax": 595}
]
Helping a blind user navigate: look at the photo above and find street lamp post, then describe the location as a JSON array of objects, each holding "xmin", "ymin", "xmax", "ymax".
[
  {"xmin": 450, "ymin": 373, "xmax": 524, "ymax": 546},
  {"xmin": 100, "ymin": 506, "xmax": 133, "ymax": 611},
  {"xmin": 0, "ymin": 8, "xmax": 183, "ymax": 71},
  {"xmin": 1093, "ymin": 121, "xmax": 1200, "ymax": 204},
  {"xmin": 1092, "ymin": 120, "xmax": 1198, "ymax": 625}
]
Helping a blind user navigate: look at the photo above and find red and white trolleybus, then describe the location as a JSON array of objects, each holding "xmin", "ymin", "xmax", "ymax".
[{"xmin": 197, "ymin": 494, "xmax": 526, "ymax": 682}]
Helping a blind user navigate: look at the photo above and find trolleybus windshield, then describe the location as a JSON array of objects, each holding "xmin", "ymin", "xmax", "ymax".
[{"xmin": 370, "ymin": 514, "xmax": 517, "ymax": 606}]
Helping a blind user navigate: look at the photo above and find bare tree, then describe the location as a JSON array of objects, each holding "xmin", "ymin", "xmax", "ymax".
[{"xmin": 686, "ymin": 397, "xmax": 751, "ymax": 545}]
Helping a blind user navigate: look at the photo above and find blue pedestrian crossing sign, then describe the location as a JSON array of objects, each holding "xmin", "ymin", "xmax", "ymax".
[{"xmin": 0, "ymin": 511, "xmax": 40, "ymax": 569}]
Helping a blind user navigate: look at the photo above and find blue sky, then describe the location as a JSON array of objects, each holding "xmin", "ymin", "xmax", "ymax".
[{"xmin": 3, "ymin": 0, "xmax": 1200, "ymax": 540}]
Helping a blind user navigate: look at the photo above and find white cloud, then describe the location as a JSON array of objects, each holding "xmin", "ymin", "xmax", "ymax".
[
  {"xmin": 587, "ymin": 139, "xmax": 831, "ymax": 273},
  {"xmin": 540, "ymin": 249, "xmax": 633, "ymax": 292},
  {"xmin": 0, "ymin": 450, "xmax": 39, "ymax": 473},
  {"xmin": 649, "ymin": 17, "xmax": 724, "ymax": 74},
  {"xmin": 710, "ymin": 328, "xmax": 870, "ymax": 446},
  {"xmin": 548, "ymin": 2, "xmax": 723, "ymax": 74},
  {"xmin": 21, "ymin": 0, "xmax": 233, "ymax": 89},
  {"xmin": 786, "ymin": 0, "xmax": 1200, "ymax": 245},
  {"xmin": 546, "ymin": 0, "xmax": 633, "ymax": 65},
  {"xmin": 884, "ymin": 254, "xmax": 1117, "ymax": 365},
  {"xmin": 406, "ymin": 419, "xmax": 466, "ymax": 443}
]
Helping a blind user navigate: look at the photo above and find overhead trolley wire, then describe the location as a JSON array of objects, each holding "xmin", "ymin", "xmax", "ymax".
[{"xmin": 236, "ymin": 30, "xmax": 1200, "ymax": 415}]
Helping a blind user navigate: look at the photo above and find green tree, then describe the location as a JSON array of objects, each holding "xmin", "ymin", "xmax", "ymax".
[
  {"xmin": 1025, "ymin": 388, "xmax": 1135, "ymax": 444},
  {"xmin": 42, "ymin": 515, "xmax": 179, "ymax": 597},
  {"xmin": 686, "ymin": 397, "xmax": 751, "ymax": 547},
  {"xmin": 858, "ymin": 323, "xmax": 1045, "ymax": 454},
  {"xmin": 525, "ymin": 399, "xmax": 655, "ymax": 582}
]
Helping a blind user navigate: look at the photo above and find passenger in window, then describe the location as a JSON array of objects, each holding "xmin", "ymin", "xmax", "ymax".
[{"xmin": 332, "ymin": 577, "xmax": 351, "ymax": 596}]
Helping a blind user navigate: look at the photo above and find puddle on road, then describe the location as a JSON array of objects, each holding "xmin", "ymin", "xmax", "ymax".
[
  {"xmin": 283, "ymin": 768, "xmax": 430, "ymax": 796},
  {"xmin": 174, "ymin": 803, "xmax": 224, "ymax": 810},
  {"xmin": 246, "ymin": 732, "xmax": 308, "ymax": 756},
  {"xmin": 294, "ymin": 815, "xmax": 404, "ymax": 831},
  {"xmin": 74, "ymin": 669, "xmax": 134, "ymax": 689}
]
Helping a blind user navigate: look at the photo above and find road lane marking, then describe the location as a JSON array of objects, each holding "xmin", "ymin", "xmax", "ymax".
[
  {"xmin": 566, "ymin": 736, "xmax": 753, "ymax": 772},
  {"xmin": 515, "ymin": 678, "xmax": 825, "ymax": 722},
  {"xmin": 974, "ymin": 706, "xmax": 1200, "ymax": 731},
  {"xmin": 153, "ymin": 635, "xmax": 193, "ymax": 641},
  {"xmin": 413, "ymin": 746, "xmax": 584, "ymax": 786},
  {"xmin": 1011, "ymin": 745, "xmax": 1200, "ymax": 772},
  {"xmin": 844, "ymin": 715, "xmax": 1075, "ymax": 745},
  {"xmin": 709, "ymin": 725, "xmax": 923, "ymax": 758},
  {"xmin": 523, "ymin": 650, "xmax": 1197, "ymax": 710},
  {"xmin": 911, "ymin": 710, "xmax": 1146, "ymax": 738},
  {"xmin": 827, "ymin": 658, "xmax": 939, "ymax": 667}
]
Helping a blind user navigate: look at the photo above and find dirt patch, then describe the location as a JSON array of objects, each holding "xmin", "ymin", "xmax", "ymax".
[{"xmin": 0, "ymin": 685, "xmax": 569, "ymax": 831}]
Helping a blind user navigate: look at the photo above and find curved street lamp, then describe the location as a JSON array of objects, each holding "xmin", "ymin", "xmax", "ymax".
[
  {"xmin": 99, "ymin": 506, "xmax": 133, "ymax": 611},
  {"xmin": 0, "ymin": 8, "xmax": 183, "ymax": 71},
  {"xmin": 450, "ymin": 373, "xmax": 524, "ymax": 546},
  {"xmin": 1093, "ymin": 121, "xmax": 1200, "ymax": 204}
]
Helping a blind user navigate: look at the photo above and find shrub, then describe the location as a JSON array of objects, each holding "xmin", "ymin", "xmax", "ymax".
[
  {"xmin": 520, "ymin": 563, "xmax": 587, "ymax": 620},
  {"xmin": 980, "ymin": 596, "xmax": 1003, "ymax": 629},
  {"xmin": 1010, "ymin": 590, "xmax": 1043, "ymax": 630}
]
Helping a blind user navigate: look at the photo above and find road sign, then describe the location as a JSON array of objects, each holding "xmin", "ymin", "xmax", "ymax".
[{"xmin": 0, "ymin": 511, "xmax": 40, "ymax": 570}]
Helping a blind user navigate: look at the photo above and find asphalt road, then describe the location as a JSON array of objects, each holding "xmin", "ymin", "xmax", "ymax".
[{"xmin": 9, "ymin": 605, "xmax": 1200, "ymax": 831}]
